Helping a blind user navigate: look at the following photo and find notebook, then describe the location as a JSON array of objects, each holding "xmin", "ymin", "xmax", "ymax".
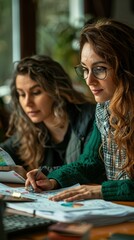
[{"xmin": 0, "ymin": 200, "xmax": 55, "ymax": 238}]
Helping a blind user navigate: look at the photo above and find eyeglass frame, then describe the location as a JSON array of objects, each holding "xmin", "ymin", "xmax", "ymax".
[{"xmin": 74, "ymin": 64, "xmax": 112, "ymax": 81}]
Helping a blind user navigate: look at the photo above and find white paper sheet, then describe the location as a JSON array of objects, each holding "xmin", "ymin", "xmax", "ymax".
[
  {"xmin": 0, "ymin": 148, "xmax": 25, "ymax": 183},
  {"xmin": 0, "ymin": 148, "xmax": 16, "ymax": 166},
  {"xmin": 0, "ymin": 183, "xmax": 133, "ymax": 226},
  {"xmin": 0, "ymin": 170, "xmax": 25, "ymax": 183}
]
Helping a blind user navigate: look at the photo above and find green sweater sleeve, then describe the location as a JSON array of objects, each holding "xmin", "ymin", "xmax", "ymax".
[
  {"xmin": 102, "ymin": 179, "xmax": 134, "ymax": 201},
  {"xmin": 47, "ymin": 122, "xmax": 105, "ymax": 188}
]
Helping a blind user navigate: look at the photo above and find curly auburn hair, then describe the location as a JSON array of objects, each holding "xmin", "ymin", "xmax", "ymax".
[{"xmin": 79, "ymin": 18, "xmax": 134, "ymax": 178}]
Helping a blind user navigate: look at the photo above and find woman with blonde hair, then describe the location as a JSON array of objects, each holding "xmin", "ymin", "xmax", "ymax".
[{"xmin": 0, "ymin": 55, "xmax": 95, "ymax": 173}]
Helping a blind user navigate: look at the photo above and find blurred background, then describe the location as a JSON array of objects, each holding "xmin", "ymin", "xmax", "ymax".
[{"xmin": 0, "ymin": 0, "xmax": 134, "ymax": 133}]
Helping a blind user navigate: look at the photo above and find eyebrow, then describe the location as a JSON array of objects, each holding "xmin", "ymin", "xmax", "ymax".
[
  {"xmin": 81, "ymin": 60, "xmax": 107, "ymax": 66},
  {"xmin": 16, "ymin": 84, "xmax": 41, "ymax": 91}
]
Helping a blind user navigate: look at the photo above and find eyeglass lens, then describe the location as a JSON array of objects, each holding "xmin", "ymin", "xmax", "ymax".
[{"xmin": 75, "ymin": 65, "xmax": 108, "ymax": 80}]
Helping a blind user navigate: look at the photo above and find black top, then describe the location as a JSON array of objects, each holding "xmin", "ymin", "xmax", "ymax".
[{"xmin": 0, "ymin": 102, "xmax": 96, "ymax": 173}]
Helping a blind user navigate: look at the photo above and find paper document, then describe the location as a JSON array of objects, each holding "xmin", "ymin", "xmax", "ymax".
[
  {"xmin": 0, "ymin": 148, "xmax": 26, "ymax": 183},
  {"xmin": 0, "ymin": 148, "xmax": 16, "ymax": 166},
  {"xmin": 37, "ymin": 205, "xmax": 134, "ymax": 226},
  {"xmin": 0, "ymin": 170, "xmax": 25, "ymax": 183},
  {"xmin": 0, "ymin": 183, "xmax": 133, "ymax": 226}
]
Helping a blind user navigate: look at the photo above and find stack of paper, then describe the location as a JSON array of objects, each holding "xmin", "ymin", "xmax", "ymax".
[
  {"xmin": 0, "ymin": 170, "xmax": 25, "ymax": 183},
  {"xmin": 0, "ymin": 148, "xmax": 26, "ymax": 183},
  {"xmin": 0, "ymin": 183, "xmax": 133, "ymax": 227},
  {"xmin": 35, "ymin": 200, "xmax": 134, "ymax": 226}
]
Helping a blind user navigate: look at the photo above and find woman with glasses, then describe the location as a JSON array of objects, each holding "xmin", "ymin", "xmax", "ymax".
[
  {"xmin": 25, "ymin": 18, "xmax": 134, "ymax": 201},
  {"xmin": 0, "ymin": 55, "xmax": 96, "ymax": 172}
]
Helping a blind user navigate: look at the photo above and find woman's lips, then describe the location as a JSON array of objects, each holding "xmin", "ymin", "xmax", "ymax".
[
  {"xmin": 91, "ymin": 89, "xmax": 103, "ymax": 95},
  {"xmin": 27, "ymin": 111, "xmax": 40, "ymax": 116}
]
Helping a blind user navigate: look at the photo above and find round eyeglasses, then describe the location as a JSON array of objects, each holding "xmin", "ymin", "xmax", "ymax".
[{"xmin": 74, "ymin": 64, "xmax": 111, "ymax": 80}]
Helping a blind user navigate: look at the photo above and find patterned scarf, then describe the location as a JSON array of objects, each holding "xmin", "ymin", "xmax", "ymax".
[{"xmin": 95, "ymin": 101, "xmax": 129, "ymax": 180}]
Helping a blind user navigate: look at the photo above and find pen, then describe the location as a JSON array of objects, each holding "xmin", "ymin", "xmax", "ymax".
[
  {"xmin": 0, "ymin": 192, "xmax": 36, "ymax": 202},
  {"xmin": 26, "ymin": 167, "xmax": 42, "ymax": 193}
]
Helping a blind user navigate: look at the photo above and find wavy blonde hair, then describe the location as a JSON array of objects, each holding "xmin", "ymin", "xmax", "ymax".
[
  {"xmin": 80, "ymin": 18, "xmax": 134, "ymax": 178},
  {"xmin": 7, "ymin": 55, "xmax": 93, "ymax": 170}
]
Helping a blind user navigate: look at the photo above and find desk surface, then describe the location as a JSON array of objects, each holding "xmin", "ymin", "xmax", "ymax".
[
  {"xmin": 5, "ymin": 184, "xmax": 134, "ymax": 240},
  {"xmin": 8, "ymin": 223, "xmax": 134, "ymax": 240},
  {"xmin": 7, "ymin": 201, "xmax": 134, "ymax": 240}
]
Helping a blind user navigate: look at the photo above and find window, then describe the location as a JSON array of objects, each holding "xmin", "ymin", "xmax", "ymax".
[{"xmin": 0, "ymin": 0, "xmax": 12, "ymax": 86}]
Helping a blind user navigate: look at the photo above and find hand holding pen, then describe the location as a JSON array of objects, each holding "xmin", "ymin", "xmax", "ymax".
[{"xmin": 25, "ymin": 167, "xmax": 58, "ymax": 192}]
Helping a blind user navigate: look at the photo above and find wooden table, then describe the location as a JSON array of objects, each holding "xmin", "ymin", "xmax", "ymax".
[
  {"xmin": 4, "ymin": 184, "xmax": 134, "ymax": 240},
  {"xmin": 8, "ymin": 223, "xmax": 134, "ymax": 240},
  {"xmin": 6, "ymin": 201, "xmax": 134, "ymax": 240}
]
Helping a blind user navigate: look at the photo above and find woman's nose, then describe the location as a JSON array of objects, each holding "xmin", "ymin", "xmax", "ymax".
[
  {"xmin": 25, "ymin": 95, "xmax": 32, "ymax": 106},
  {"xmin": 85, "ymin": 72, "xmax": 97, "ymax": 86}
]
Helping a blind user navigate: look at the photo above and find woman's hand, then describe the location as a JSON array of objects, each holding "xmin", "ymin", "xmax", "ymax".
[
  {"xmin": 49, "ymin": 185, "xmax": 102, "ymax": 202},
  {"xmin": 25, "ymin": 169, "xmax": 58, "ymax": 192}
]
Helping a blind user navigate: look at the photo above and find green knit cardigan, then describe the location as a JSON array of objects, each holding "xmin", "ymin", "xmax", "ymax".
[{"xmin": 47, "ymin": 122, "xmax": 134, "ymax": 201}]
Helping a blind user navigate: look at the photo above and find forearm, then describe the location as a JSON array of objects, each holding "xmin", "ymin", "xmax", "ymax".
[
  {"xmin": 102, "ymin": 179, "xmax": 134, "ymax": 201},
  {"xmin": 47, "ymin": 122, "xmax": 104, "ymax": 188},
  {"xmin": 48, "ymin": 157, "xmax": 105, "ymax": 188}
]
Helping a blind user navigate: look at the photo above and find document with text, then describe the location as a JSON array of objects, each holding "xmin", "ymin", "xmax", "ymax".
[
  {"xmin": 0, "ymin": 148, "xmax": 16, "ymax": 166},
  {"xmin": 0, "ymin": 183, "xmax": 134, "ymax": 226},
  {"xmin": 0, "ymin": 148, "xmax": 26, "ymax": 183}
]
